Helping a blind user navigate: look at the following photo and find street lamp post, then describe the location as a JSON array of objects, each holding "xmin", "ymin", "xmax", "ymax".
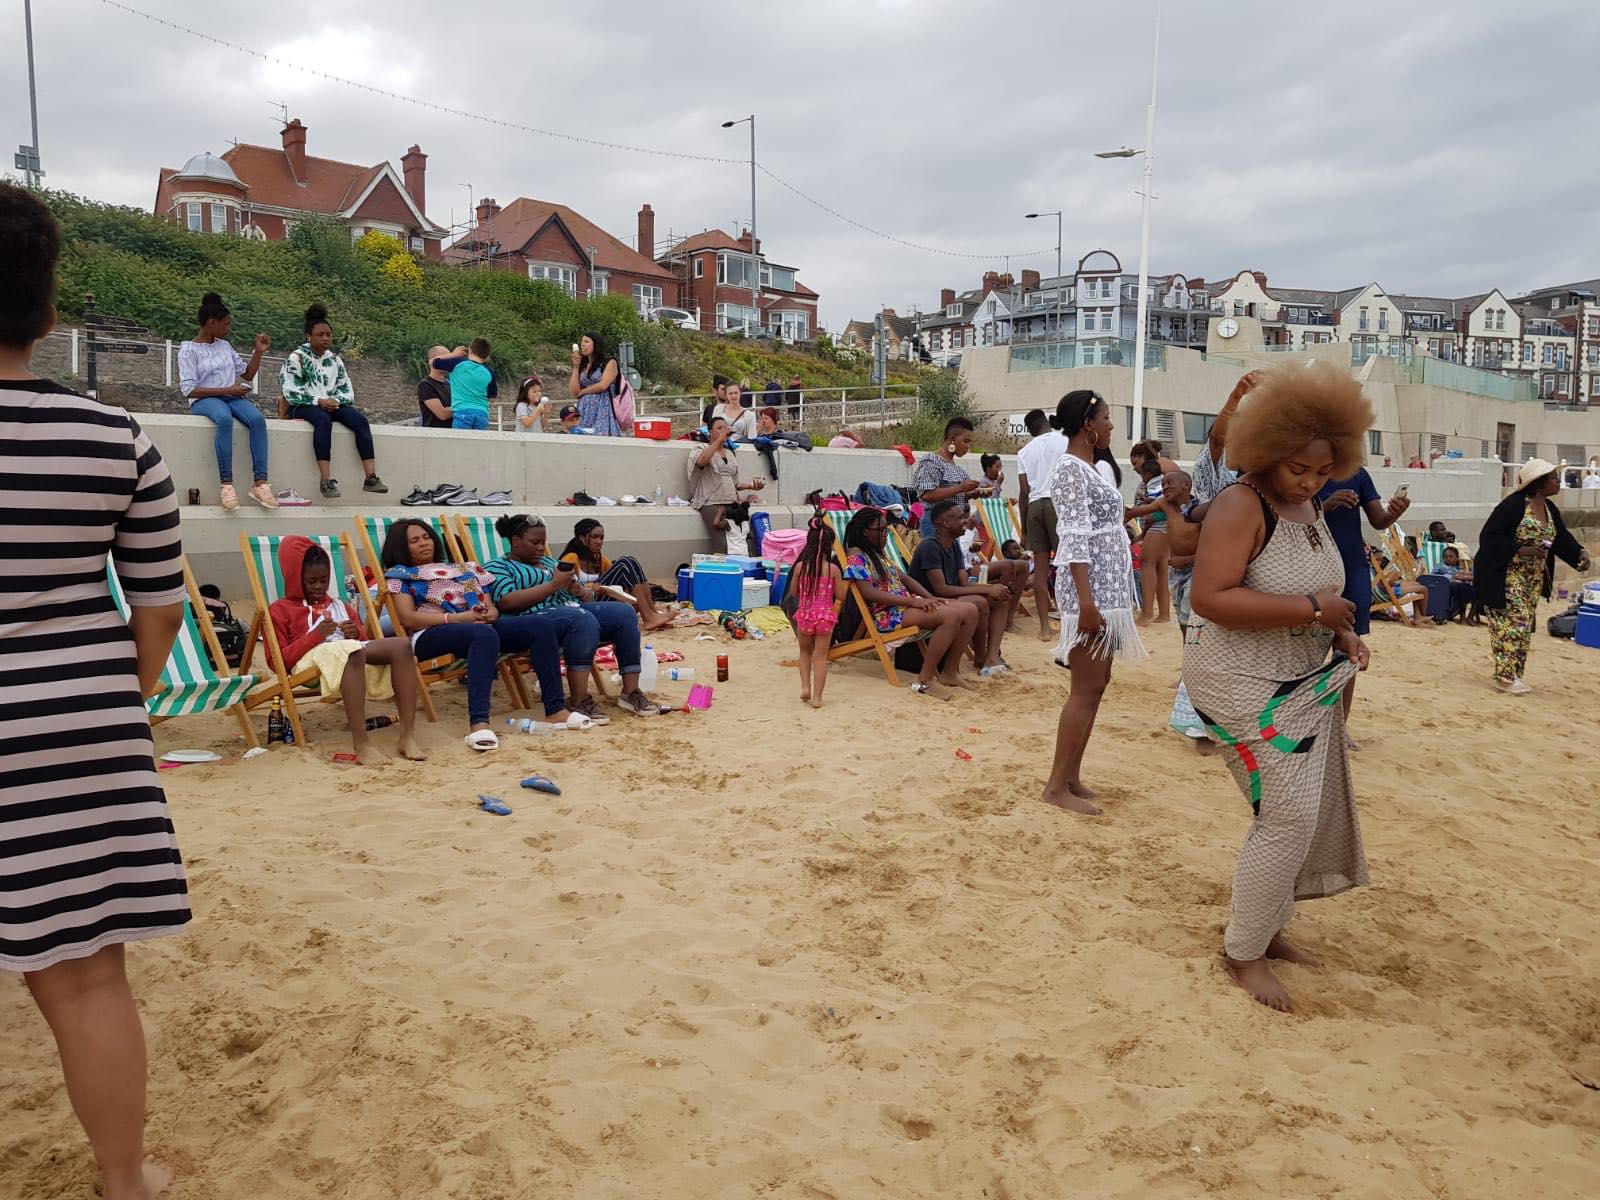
[
  {"xmin": 722, "ymin": 115, "xmax": 758, "ymax": 336},
  {"xmin": 1025, "ymin": 210, "xmax": 1062, "ymax": 350},
  {"xmin": 21, "ymin": 0, "xmax": 43, "ymax": 187},
  {"xmin": 1095, "ymin": 13, "xmax": 1160, "ymax": 444}
]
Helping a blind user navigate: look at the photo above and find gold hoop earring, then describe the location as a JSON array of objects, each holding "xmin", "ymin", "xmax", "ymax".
[{"xmin": 1086, "ymin": 430, "xmax": 1099, "ymax": 448}]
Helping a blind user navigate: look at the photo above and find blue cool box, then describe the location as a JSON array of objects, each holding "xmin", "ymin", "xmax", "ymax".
[
  {"xmin": 692, "ymin": 562, "xmax": 746, "ymax": 611},
  {"xmin": 1576, "ymin": 604, "xmax": 1600, "ymax": 649}
]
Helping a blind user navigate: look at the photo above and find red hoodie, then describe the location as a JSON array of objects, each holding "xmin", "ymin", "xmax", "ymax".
[{"xmin": 268, "ymin": 535, "xmax": 351, "ymax": 670}]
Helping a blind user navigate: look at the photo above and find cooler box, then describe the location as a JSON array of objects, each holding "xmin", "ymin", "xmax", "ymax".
[
  {"xmin": 634, "ymin": 418, "xmax": 672, "ymax": 441},
  {"xmin": 769, "ymin": 565, "xmax": 791, "ymax": 608},
  {"xmin": 692, "ymin": 562, "xmax": 745, "ymax": 611},
  {"xmin": 741, "ymin": 578, "xmax": 769, "ymax": 610},
  {"xmin": 676, "ymin": 568, "xmax": 693, "ymax": 602},
  {"xmin": 1577, "ymin": 604, "xmax": 1600, "ymax": 649}
]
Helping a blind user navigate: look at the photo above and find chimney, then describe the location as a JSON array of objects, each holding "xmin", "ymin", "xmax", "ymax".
[
  {"xmin": 637, "ymin": 204, "xmax": 656, "ymax": 258},
  {"xmin": 982, "ymin": 271, "xmax": 1000, "ymax": 293},
  {"xmin": 401, "ymin": 144, "xmax": 427, "ymax": 215},
  {"xmin": 475, "ymin": 197, "xmax": 501, "ymax": 226},
  {"xmin": 1021, "ymin": 269, "xmax": 1041, "ymax": 291},
  {"xmin": 940, "ymin": 288, "xmax": 956, "ymax": 308},
  {"xmin": 281, "ymin": 118, "xmax": 308, "ymax": 182},
  {"xmin": 1251, "ymin": 270, "xmax": 1269, "ymax": 289}
]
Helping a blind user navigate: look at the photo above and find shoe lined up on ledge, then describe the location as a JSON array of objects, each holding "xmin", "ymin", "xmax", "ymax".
[{"xmin": 400, "ymin": 483, "xmax": 511, "ymax": 507}]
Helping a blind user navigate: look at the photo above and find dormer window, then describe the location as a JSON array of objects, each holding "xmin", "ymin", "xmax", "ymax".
[{"xmin": 946, "ymin": 303, "xmax": 962, "ymax": 318}]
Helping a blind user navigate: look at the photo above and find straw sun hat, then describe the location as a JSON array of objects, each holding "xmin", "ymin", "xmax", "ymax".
[{"xmin": 1516, "ymin": 458, "xmax": 1557, "ymax": 487}]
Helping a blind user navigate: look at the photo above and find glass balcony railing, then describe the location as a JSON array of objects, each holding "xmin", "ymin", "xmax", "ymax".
[{"xmin": 1008, "ymin": 338, "xmax": 1167, "ymax": 373}]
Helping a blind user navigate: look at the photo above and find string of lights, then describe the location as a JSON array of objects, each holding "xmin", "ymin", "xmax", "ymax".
[{"xmin": 97, "ymin": 0, "xmax": 1057, "ymax": 263}]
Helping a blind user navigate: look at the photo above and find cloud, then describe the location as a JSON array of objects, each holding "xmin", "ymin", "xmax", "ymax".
[{"xmin": 6, "ymin": 0, "xmax": 1598, "ymax": 329}]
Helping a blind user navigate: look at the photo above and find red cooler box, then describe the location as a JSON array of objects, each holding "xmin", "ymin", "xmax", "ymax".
[{"xmin": 634, "ymin": 418, "xmax": 672, "ymax": 440}]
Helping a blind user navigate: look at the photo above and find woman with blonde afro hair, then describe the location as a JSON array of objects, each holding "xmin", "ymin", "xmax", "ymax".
[{"xmin": 1184, "ymin": 361, "xmax": 1376, "ymax": 1013}]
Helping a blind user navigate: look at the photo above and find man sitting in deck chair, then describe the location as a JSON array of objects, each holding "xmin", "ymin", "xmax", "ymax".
[{"xmin": 268, "ymin": 536, "xmax": 426, "ymax": 763}]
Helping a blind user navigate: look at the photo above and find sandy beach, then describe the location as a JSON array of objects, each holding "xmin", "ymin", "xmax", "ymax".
[{"xmin": 4, "ymin": 613, "xmax": 1597, "ymax": 1199}]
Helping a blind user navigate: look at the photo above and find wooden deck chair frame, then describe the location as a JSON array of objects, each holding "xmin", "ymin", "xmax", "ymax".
[
  {"xmin": 111, "ymin": 558, "xmax": 260, "ymax": 748},
  {"xmin": 1368, "ymin": 545, "xmax": 1411, "ymax": 622},
  {"xmin": 1383, "ymin": 525, "xmax": 1421, "ymax": 582},
  {"xmin": 447, "ymin": 512, "xmax": 610, "ymax": 698},
  {"xmin": 352, "ymin": 514, "xmax": 531, "ymax": 712},
  {"xmin": 238, "ymin": 531, "xmax": 438, "ymax": 745},
  {"xmin": 818, "ymin": 510, "xmax": 931, "ymax": 685}
]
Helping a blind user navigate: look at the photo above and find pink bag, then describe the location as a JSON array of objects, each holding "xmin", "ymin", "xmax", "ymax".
[
  {"xmin": 610, "ymin": 374, "xmax": 635, "ymax": 433},
  {"xmin": 761, "ymin": 528, "xmax": 808, "ymax": 565}
]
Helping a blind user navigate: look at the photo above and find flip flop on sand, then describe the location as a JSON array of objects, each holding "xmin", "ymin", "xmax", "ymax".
[
  {"xmin": 478, "ymin": 795, "xmax": 513, "ymax": 815},
  {"xmin": 465, "ymin": 729, "xmax": 500, "ymax": 751},
  {"xmin": 520, "ymin": 775, "xmax": 561, "ymax": 796}
]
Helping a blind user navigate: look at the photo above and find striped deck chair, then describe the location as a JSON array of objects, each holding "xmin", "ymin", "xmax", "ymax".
[
  {"xmin": 239, "ymin": 532, "xmax": 438, "ymax": 744},
  {"xmin": 818, "ymin": 509, "xmax": 931, "ymax": 685},
  {"xmin": 1368, "ymin": 546, "xmax": 1411, "ymax": 622},
  {"xmin": 448, "ymin": 512, "xmax": 609, "ymax": 697},
  {"xmin": 1383, "ymin": 525, "xmax": 1421, "ymax": 582},
  {"xmin": 352, "ymin": 514, "xmax": 530, "ymax": 711},
  {"xmin": 108, "ymin": 558, "xmax": 259, "ymax": 747},
  {"xmin": 972, "ymin": 495, "xmax": 1032, "ymax": 615},
  {"xmin": 1415, "ymin": 538, "xmax": 1447, "ymax": 574}
]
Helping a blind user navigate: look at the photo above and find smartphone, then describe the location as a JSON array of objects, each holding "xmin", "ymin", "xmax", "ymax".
[
  {"xmin": 556, "ymin": 560, "xmax": 576, "ymax": 573},
  {"xmin": 1393, "ymin": 484, "xmax": 1409, "ymax": 500}
]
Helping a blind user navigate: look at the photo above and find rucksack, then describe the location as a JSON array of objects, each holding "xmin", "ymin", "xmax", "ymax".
[
  {"xmin": 200, "ymin": 592, "xmax": 247, "ymax": 667},
  {"xmin": 1547, "ymin": 604, "xmax": 1579, "ymax": 639},
  {"xmin": 610, "ymin": 371, "xmax": 635, "ymax": 433}
]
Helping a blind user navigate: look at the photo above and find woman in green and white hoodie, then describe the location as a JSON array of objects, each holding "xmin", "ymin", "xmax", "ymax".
[{"xmin": 279, "ymin": 302, "xmax": 387, "ymax": 498}]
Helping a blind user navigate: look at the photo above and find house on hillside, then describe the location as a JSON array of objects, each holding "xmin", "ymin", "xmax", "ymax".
[
  {"xmin": 1512, "ymin": 277, "xmax": 1600, "ymax": 404},
  {"xmin": 445, "ymin": 198, "xmax": 679, "ymax": 315},
  {"xmin": 154, "ymin": 118, "xmax": 446, "ymax": 254},
  {"xmin": 839, "ymin": 309, "xmax": 919, "ymax": 361},
  {"xmin": 656, "ymin": 229, "xmax": 820, "ymax": 340}
]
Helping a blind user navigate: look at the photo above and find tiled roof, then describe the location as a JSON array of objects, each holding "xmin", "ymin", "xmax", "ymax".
[
  {"xmin": 662, "ymin": 229, "xmax": 746, "ymax": 256},
  {"xmin": 451, "ymin": 197, "xmax": 674, "ymax": 280}
]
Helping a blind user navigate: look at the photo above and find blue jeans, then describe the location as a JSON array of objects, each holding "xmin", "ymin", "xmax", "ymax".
[
  {"xmin": 453, "ymin": 409, "xmax": 489, "ymax": 431},
  {"xmin": 191, "ymin": 395, "xmax": 269, "ymax": 484},
  {"xmin": 413, "ymin": 623, "xmax": 500, "ymax": 726},
  {"xmin": 580, "ymin": 600, "xmax": 641, "ymax": 677},
  {"xmin": 496, "ymin": 607, "xmax": 598, "ymax": 717},
  {"xmin": 290, "ymin": 403, "xmax": 376, "ymax": 464}
]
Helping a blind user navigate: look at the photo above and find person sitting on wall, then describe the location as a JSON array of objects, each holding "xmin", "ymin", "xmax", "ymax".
[{"xmin": 557, "ymin": 404, "xmax": 581, "ymax": 434}]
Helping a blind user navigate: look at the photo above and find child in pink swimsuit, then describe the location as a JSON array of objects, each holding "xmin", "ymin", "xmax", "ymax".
[{"xmin": 789, "ymin": 517, "xmax": 844, "ymax": 708}]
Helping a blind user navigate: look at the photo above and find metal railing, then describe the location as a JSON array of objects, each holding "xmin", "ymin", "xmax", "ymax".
[{"xmin": 627, "ymin": 384, "xmax": 922, "ymax": 434}]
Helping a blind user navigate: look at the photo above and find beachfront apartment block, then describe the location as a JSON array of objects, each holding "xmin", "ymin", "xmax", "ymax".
[{"xmin": 154, "ymin": 118, "xmax": 447, "ymax": 255}]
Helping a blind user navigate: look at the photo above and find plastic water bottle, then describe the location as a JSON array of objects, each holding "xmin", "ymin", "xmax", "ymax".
[
  {"xmin": 654, "ymin": 484, "xmax": 664, "ymax": 506},
  {"xmin": 638, "ymin": 645, "xmax": 659, "ymax": 694},
  {"xmin": 666, "ymin": 667, "xmax": 695, "ymax": 681},
  {"xmin": 505, "ymin": 718, "xmax": 557, "ymax": 737}
]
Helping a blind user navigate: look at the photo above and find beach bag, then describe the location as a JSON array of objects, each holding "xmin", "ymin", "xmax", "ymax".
[
  {"xmin": 610, "ymin": 372, "xmax": 636, "ymax": 433},
  {"xmin": 856, "ymin": 481, "xmax": 903, "ymax": 510},
  {"xmin": 761, "ymin": 528, "xmax": 808, "ymax": 565},
  {"xmin": 1547, "ymin": 604, "xmax": 1579, "ymax": 639},
  {"xmin": 198, "ymin": 588, "xmax": 247, "ymax": 667}
]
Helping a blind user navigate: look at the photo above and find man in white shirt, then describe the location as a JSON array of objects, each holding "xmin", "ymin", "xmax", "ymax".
[{"xmin": 1016, "ymin": 409, "xmax": 1070, "ymax": 642}]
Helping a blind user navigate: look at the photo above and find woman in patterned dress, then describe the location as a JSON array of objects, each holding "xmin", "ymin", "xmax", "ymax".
[
  {"xmin": 1185, "ymin": 362, "xmax": 1372, "ymax": 1013},
  {"xmin": 1473, "ymin": 458, "xmax": 1590, "ymax": 694},
  {"xmin": 1, "ymin": 183, "xmax": 186, "ymax": 1197},
  {"xmin": 1042, "ymin": 390, "xmax": 1146, "ymax": 815}
]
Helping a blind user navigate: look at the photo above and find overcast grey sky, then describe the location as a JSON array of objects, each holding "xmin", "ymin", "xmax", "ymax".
[{"xmin": 6, "ymin": 0, "xmax": 1599, "ymax": 329}]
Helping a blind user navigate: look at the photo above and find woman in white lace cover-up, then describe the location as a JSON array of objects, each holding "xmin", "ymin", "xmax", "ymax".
[{"xmin": 1042, "ymin": 390, "xmax": 1146, "ymax": 815}]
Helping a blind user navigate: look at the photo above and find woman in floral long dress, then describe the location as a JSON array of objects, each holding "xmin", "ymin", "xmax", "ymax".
[
  {"xmin": 1042, "ymin": 390, "xmax": 1146, "ymax": 815},
  {"xmin": 1186, "ymin": 362, "xmax": 1374, "ymax": 1014}
]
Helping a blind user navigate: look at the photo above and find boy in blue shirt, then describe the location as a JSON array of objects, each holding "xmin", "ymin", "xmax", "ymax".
[{"xmin": 432, "ymin": 338, "xmax": 498, "ymax": 430}]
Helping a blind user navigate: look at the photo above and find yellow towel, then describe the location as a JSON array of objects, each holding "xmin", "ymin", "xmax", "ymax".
[
  {"xmin": 744, "ymin": 605, "xmax": 792, "ymax": 635},
  {"xmin": 295, "ymin": 639, "xmax": 393, "ymax": 701}
]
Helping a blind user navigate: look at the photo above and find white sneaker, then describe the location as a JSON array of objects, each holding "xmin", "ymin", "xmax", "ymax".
[{"xmin": 219, "ymin": 483, "xmax": 240, "ymax": 511}]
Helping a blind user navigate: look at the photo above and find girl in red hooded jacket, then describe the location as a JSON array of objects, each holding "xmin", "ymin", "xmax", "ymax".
[{"xmin": 268, "ymin": 535, "xmax": 425, "ymax": 763}]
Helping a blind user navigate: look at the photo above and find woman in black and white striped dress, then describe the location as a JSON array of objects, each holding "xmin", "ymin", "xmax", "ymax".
[{"xmin": 1, "ymin": 183, "xmax": 188, "ymax": 1198}]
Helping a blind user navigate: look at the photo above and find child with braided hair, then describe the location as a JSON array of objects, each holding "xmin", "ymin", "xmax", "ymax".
[{"xmin": 788, "ymin": 515, "xmax": 844, "ymax": 708}]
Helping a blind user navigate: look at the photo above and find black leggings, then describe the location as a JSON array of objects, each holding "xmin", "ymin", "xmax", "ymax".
[{"xmin": 292, "ymin": 403, "xmax": 375, "ymax": 464}]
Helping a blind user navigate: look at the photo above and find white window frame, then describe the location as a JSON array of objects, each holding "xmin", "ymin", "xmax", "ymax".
[
  {"xmin": 717, "ymin": 253, "xmax": 755, "ymax": 289},
  {"xmin": 632, "ymin": 283, "xmax": 663, "ymax": 314},
  {"xmin": 282, "ymin": 219, "xmax": 297, "ymax": 238},
  {"xmin": 945, "ymin": 303, "xmax": 962, "ymax": 318},
  {"xmin": 1378, "ymin": 308, "xmax": 1388, "ymax": 332},
  {"xmin": 694, "ymin": 257, "xmax": 705, "ymax": 278},
  {"xmin": 714, "ymin": 302, "xmax": 759, "ymax": 333},
  {"xmin": 409, "ymin": 236, "xmax": 424, "ymax": 253},
  {"xmin": 527, "ymin": 261, "xmax": 578, "ymax": 297},
  {"xmin": 209, "ymin": 202, "xmax": 225, "ymax": 232},
  {"xmin": 770, "ymin": 310, "xmax": 809, "ymax": 341},
  {"xmin": 185, "ymin": 202, "xmax": 202, "ymax": 232},
  {"xmin": 590, "ymin": 269, "xmax": 610, "ymax": 299},
  {"xmin": 1100, "ymin": 311, "xmax": 1112, "ymax": 331}
]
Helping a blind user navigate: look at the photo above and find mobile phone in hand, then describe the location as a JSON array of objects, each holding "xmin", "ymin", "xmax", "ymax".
[{"xmin": 1393, "ymin": 484, "xmax": 1409, "ymax": 500}]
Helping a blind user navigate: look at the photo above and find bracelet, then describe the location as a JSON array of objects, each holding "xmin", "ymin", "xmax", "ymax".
[{"xmin": 1305, "ymin": 593, "xmax": 1321, "ymax": 623}]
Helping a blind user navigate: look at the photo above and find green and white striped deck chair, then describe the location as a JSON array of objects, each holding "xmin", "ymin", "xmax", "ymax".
[
  {"xmin": 973, "ymin": 494, "xmax": 1031, "ymax": 615},
  {"xmin": 353, "ymin": 513, "xmax": 530, "ymax": 710},
  {"xmin": 819, "ymin": 509, "xmax": 930, "ymax": 685},
  {"xmin": 107, "ymin": 558, "xmax": 259, "ymax": 746},
  {"xmin": 1416, "ymin": 539, "xmax": 1447, "ymax": 574},
  {"xmin": 449, "ymin": 513, "xmax": 508, "ymax": 567},
  {"xmin": 238, "ymin": 531, "xmax": 432, "ymax": 744}
]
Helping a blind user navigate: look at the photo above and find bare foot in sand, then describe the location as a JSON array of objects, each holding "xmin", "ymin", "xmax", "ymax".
[
  {"xmin": 808, "ymin": 697, "xmax": 823, "ymax": 709},
  {"xmin": 353, "ymin": 742, "xmax": 385, "ymax": 767},
  {"xmin": 1067, "ymin": 779, "xmax": 1099, "ymax": 802},
  {"xmin": 641, "ymin": 614, "xmax": 675, "ymax": 632},
  {"xmin": 397, "ymin": 734, "xmax": 427, "ymax": 761},
  {"xmin": 1042, "ymin": 785, "xmax": 1101, "ymax": 816},
  {"xmin": 107, "ymin": 1159, "xmax": 171, "ymax": 1200},
  {"xmin": 799, "ymin": 685, "xmax": 811, "ymax": 703},
  {"xmin": 1225, "ymin": 955, "xmax": 1293, "ymax": 1012},
  {"xmin": 1038, "ymin": 628, "xmax": 1054, "ymax": 643},
  {"xmin": 1265, "ymin": 931, "xmax": 1320, "ymax": 966}
]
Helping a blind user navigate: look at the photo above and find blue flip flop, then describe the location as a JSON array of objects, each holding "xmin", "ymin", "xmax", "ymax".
[
  {"xmin": 520, "ymin": 775, "xmax": 561, "ymax": 796},
  {"xmin": 478, "ymin": 795, "xmax": 513, "ymax": 816}
]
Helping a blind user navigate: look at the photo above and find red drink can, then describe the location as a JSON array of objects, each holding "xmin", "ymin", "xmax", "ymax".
[{"xmin": 716, "ymin": 654, "xmax": 730, "ymax": 682}]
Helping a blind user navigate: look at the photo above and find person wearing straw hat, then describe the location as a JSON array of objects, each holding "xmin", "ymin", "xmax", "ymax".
[{"xmin": 1474, "ymin": 458, "xmax": 1590, "ymax": 694}]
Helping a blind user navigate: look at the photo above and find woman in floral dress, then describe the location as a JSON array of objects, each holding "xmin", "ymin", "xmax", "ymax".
[{"xmin": 1474, "ymin": 458, "xmax": 1590, "ymax": 694}]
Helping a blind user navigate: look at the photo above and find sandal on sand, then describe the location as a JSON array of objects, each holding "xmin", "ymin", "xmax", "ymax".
[
  {"xmin": 465, "ymin": 729, "xmax": 500, "ymax": 751},
  {"xmin": 521, "ymin": 775, "xmax": 562, "ymax": 796},
  {"xmin": 478, "ymin": 795, "xmax": 513, "ymax": 815}
]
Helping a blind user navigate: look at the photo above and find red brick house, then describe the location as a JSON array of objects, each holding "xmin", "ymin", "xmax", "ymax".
[
  {"xmin": 657, "ymin": 229, "xmax": 819, "ymax": 340},
  {"xmin": 445, "ymin": 198, "xmax": 679, "ymax": 313},
  {"xmin": 153, "ymin": 118, "xmax": 447, "ymax": 255}
]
